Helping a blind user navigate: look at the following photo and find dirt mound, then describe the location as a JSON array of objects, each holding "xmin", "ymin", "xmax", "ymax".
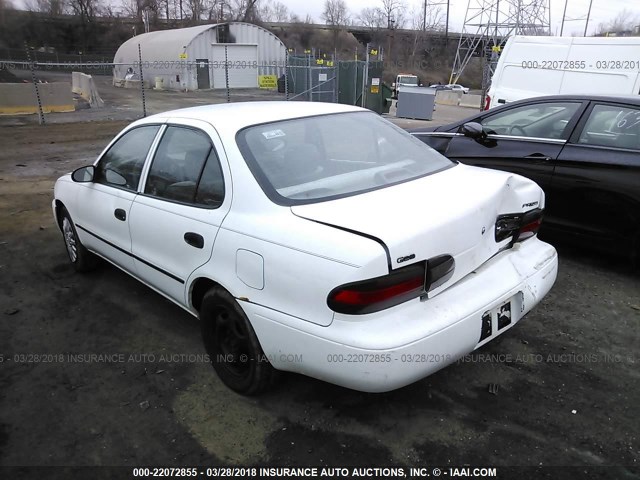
[{"xmin": 0, "ymin": 69, "xmax": 21, "ymax": 83}]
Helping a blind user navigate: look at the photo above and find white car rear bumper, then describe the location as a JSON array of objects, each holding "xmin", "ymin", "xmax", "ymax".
[{"xmin": 243, "ymin": 238, "xmax": 558, "ymax": 392}]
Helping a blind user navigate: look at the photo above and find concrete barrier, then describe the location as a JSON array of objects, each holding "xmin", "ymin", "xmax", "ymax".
[
  {"xmin": 459, "ymin": 94, "xmax": 482, "ymax": 109},
  {"xmin": 71, "ymin": 72, "xmax": 81, "ymax": 95},
  {"xmin": 435, "ymin": 90, "xmax": 462, "ymax": 106},
  {"xmin": 126, "ymin": 78, "xmax": 153, "ymax": 89},
  {"xmin": 114, "ymin": 78, "xmax": 153, "ymax": 90},
  {"xmin": 0, "ymin": 82, "xmax": 74, "ymax": 115},
  {"xmin": 72, "ymin": 72, "xmax": 104, "ymax": 108}
]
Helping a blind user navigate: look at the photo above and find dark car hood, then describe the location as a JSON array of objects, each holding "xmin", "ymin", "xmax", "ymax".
[
  {"xmin": 408, "ymin": 122, "xmax": 461, "ymax": 134},
  {"xmin": 408, "ymin": 125, "xmax": 442, "ymax": 134},
  {"xmin": 408, "ymin": 107, "xmax": 488, "ymax": 135}
]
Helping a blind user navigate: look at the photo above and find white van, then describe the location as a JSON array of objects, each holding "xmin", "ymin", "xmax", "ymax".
[{"xmin": 486, "ymin": 36, "xmax": 640, "ymax": 109}]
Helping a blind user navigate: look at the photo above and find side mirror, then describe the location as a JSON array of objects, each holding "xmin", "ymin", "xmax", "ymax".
[
  {"xmin": 71, "ymin": 165, "xmax": 95, "ymax": 182},
  {"xmin": 460, "ymin": 122, "xmax": 486, "ymax": 139}
]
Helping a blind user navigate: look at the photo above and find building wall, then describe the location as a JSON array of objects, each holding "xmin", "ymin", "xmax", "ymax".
[
  {"xmin": 113, "ymin": 23, "xmax": 287, "ymax": 92},
  {"xmin": 210, "ymin": 44, "xmax": 259, "ymax": 89},
  {"xmin": 228, "ymin": 23, "xmax": 287, "ymax": 77},
  {"xmin": 183, "ymin": 27, "xmax": 220, "ymax": 90}
]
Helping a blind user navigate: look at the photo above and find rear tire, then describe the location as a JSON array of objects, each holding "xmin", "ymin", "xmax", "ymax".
[
  {"xmin": 632, "ymin": 231, "xmax": 640, "ymax": 271},
  {"xmin": 200, "ymin": 287, "xmax": 277, "ymax": 395},
  {"xmin": 60, "ymin": 207, "xmax": 98, "ymax": 273}
]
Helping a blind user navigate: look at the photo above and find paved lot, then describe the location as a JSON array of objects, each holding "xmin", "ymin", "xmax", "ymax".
[{"xmin": 0, "ymin": 88, "xmax": 638, "ymax": 478}]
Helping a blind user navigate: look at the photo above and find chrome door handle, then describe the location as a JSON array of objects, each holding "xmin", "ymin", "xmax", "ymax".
[{"xmin": 524, "ymin": 154, "xmax": 552, "ymax": 161}]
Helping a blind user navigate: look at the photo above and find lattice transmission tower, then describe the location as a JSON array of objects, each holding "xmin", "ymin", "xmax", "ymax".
[{"xmin": 450, "ymin": 0, "xmax": 551, "ymax": 86}]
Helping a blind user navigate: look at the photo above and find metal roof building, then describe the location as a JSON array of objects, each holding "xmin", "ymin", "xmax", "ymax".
[{"xmin": 113, "ymin": 22, "xmax": 287, "ymax": 91}]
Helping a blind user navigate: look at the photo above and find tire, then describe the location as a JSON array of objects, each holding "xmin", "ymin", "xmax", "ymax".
[
  {"xmin": 632, "ymin": 231, "xmax": 640, "ymax": 270},
  {"xmin": 200, "ymin": 287, "xmax": 277, "ymax": 395},
  {"xmin": 59, "ymin": 207, "xmax": 98, "ymax": 273}
]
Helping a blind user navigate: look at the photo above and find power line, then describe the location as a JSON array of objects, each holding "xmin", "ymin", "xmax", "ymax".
[{"xmin": 451, "ymin": 0, "xmax": 551, "ymax": 85}]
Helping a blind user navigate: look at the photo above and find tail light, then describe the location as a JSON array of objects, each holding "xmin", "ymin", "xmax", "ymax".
[
  {"xmin": 328, "ymin": 262, "xmax": 425, "ymax": 315},
  {"xmin": 518, "ymin": 216, "xmax": 542, "ymax": 241},
  {"xmin": 425, "ymin": 254, "xmax": 455, "ymax": 292},
  {"xmin": 484, "ymin": 94, "xmax": 491, "ymax": 110},
  {"xmin": 495, "ymin": 208, "xmax": 543, "ymax": 245},
  {"xmin": 328, "ymin": 255, "xmax": 456, "ymax": 315}
]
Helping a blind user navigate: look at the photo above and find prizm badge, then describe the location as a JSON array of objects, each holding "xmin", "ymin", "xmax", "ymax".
[
  {"xmin": 397, "ymin": 254, "xmax": 416, "ymax": 264},
  {"xmin": 522, "ymin": 201, "xmax": 539, "ymax": 208}
]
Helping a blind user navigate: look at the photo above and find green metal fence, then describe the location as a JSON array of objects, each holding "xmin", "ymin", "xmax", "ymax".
[{"xmin": 286, "ymin": 55, "xmax": 391, "ymax": 115}]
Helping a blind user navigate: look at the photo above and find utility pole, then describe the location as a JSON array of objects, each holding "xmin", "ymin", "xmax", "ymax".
[
  {"xmin": 423, "ymin": 0, "xmax": 427, "ymax": 31},
  {"xmin": 560, "ymin": 0, "xmax": 568, "ymax": 36},
  {"xmin": 363, "ymin": 43, "xmax": 370, "ymax": 108},
  {"xmin": 446, "ymin": 0, "xmax": 450, "ymax": 41},
  {"xmin": 584, "ymin": 0, "xmax": 593, "ymax": 36},
  {"xmin": 423, "ymin": 0, "xmax": 449, "ymax": 35},
  {"xmin": 387, "ymin": 18, "xmax": 395, "ymax": 61}
]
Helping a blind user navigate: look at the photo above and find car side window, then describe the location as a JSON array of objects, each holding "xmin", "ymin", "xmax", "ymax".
[
  {"xmin": 95, "ymin": 125, "xmax": 160, "ymax": 191},
  {"xmin": 145, "ymin": 126, "xmax": 224, "ymax": 207},
  {"xmin": 481, "ymin": 102, "xmax": 581, "ymax": 140},
  {"xmin": 194, "ymin": 150, "xmax": 225, "ymax": 207},
  {"xmin": 578, "ymin": 104, "xmax": 640, "ymax": 150}
]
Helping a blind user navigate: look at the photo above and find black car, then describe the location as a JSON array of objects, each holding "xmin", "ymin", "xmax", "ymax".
[{"xmin": 411, "ymin": 95, "xmax": 640, "ymax": 262}]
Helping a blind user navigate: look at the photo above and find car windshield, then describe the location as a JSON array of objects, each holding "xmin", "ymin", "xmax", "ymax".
[
  {"xmin": 399, "ymin": 76, "xmax": 418, "ymax": 85},
  {"xmin": 237, "ymin": 111, "xmax": 453, "ymax": 205}
]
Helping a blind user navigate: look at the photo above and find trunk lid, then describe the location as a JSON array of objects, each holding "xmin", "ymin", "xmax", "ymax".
[{"xmin": 291, "ymin": 164, "xmax": 544, "ymax": 295}]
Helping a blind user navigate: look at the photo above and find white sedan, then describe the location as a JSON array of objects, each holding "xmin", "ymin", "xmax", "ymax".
[
  {"xmin": 53, "ymin": 102, "xmax": 557, "ymax": 394},
  {"xmin": 446, "ymin": 84, "xmax": 470, "ymax": 94}
]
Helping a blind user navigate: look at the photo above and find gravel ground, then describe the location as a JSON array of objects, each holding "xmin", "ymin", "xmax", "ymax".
[
  {"xmin": 0, "ymin": 112, "xmax": 638, "ymax": 480},
  {"xmin": 0, "ymin": 69, "xmax": 475, "ymax": 129}
]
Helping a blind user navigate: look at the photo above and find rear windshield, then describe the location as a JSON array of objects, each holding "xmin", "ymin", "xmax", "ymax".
[
  {"xmin": 399, "ymin": 76, "xmax": 418, "ymax": 85},
  {"xmin": 236, "ymin": 111, "xmax": 453, "ymax": 205}
]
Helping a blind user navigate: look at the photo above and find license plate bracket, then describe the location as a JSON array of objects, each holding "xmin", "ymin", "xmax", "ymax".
[
  {"xmin": 497, "ymin": 301, "xmax": 512, "ymax": 330},
  {"xmin": 479, "ymin": 298, "xmax": 513, "ymax": 342}
]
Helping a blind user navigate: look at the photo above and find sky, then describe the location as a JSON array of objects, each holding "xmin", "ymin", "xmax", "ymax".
[
  {"xmin": 9, "ymin": 0, "xmax": 640, "ymax": 36},
  {"xmin": 283, "ymin": 0, "xmax": 640, "ymax": 36}
]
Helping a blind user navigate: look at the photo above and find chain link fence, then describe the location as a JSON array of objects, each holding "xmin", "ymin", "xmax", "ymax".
[{"xmin": 0, "ymin": 49, "xmax": 390, "ymax": 126}]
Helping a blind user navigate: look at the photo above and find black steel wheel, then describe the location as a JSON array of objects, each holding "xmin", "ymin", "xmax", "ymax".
[{"xmin": 200, "ymin": 287, "xmax": 276, "ymax": 395}]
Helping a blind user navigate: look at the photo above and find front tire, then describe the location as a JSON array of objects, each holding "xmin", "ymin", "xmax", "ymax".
[
  {"xmin": 60, "ymin": 207, "xmax": 98, "ymax": 273},
  {"xmin": 200, "ymin": 287, "xmax": 277, "ymax": 395},
  {"xmin": 632, "ymin": 230, "xmax": 640, "ymax": 270}
]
